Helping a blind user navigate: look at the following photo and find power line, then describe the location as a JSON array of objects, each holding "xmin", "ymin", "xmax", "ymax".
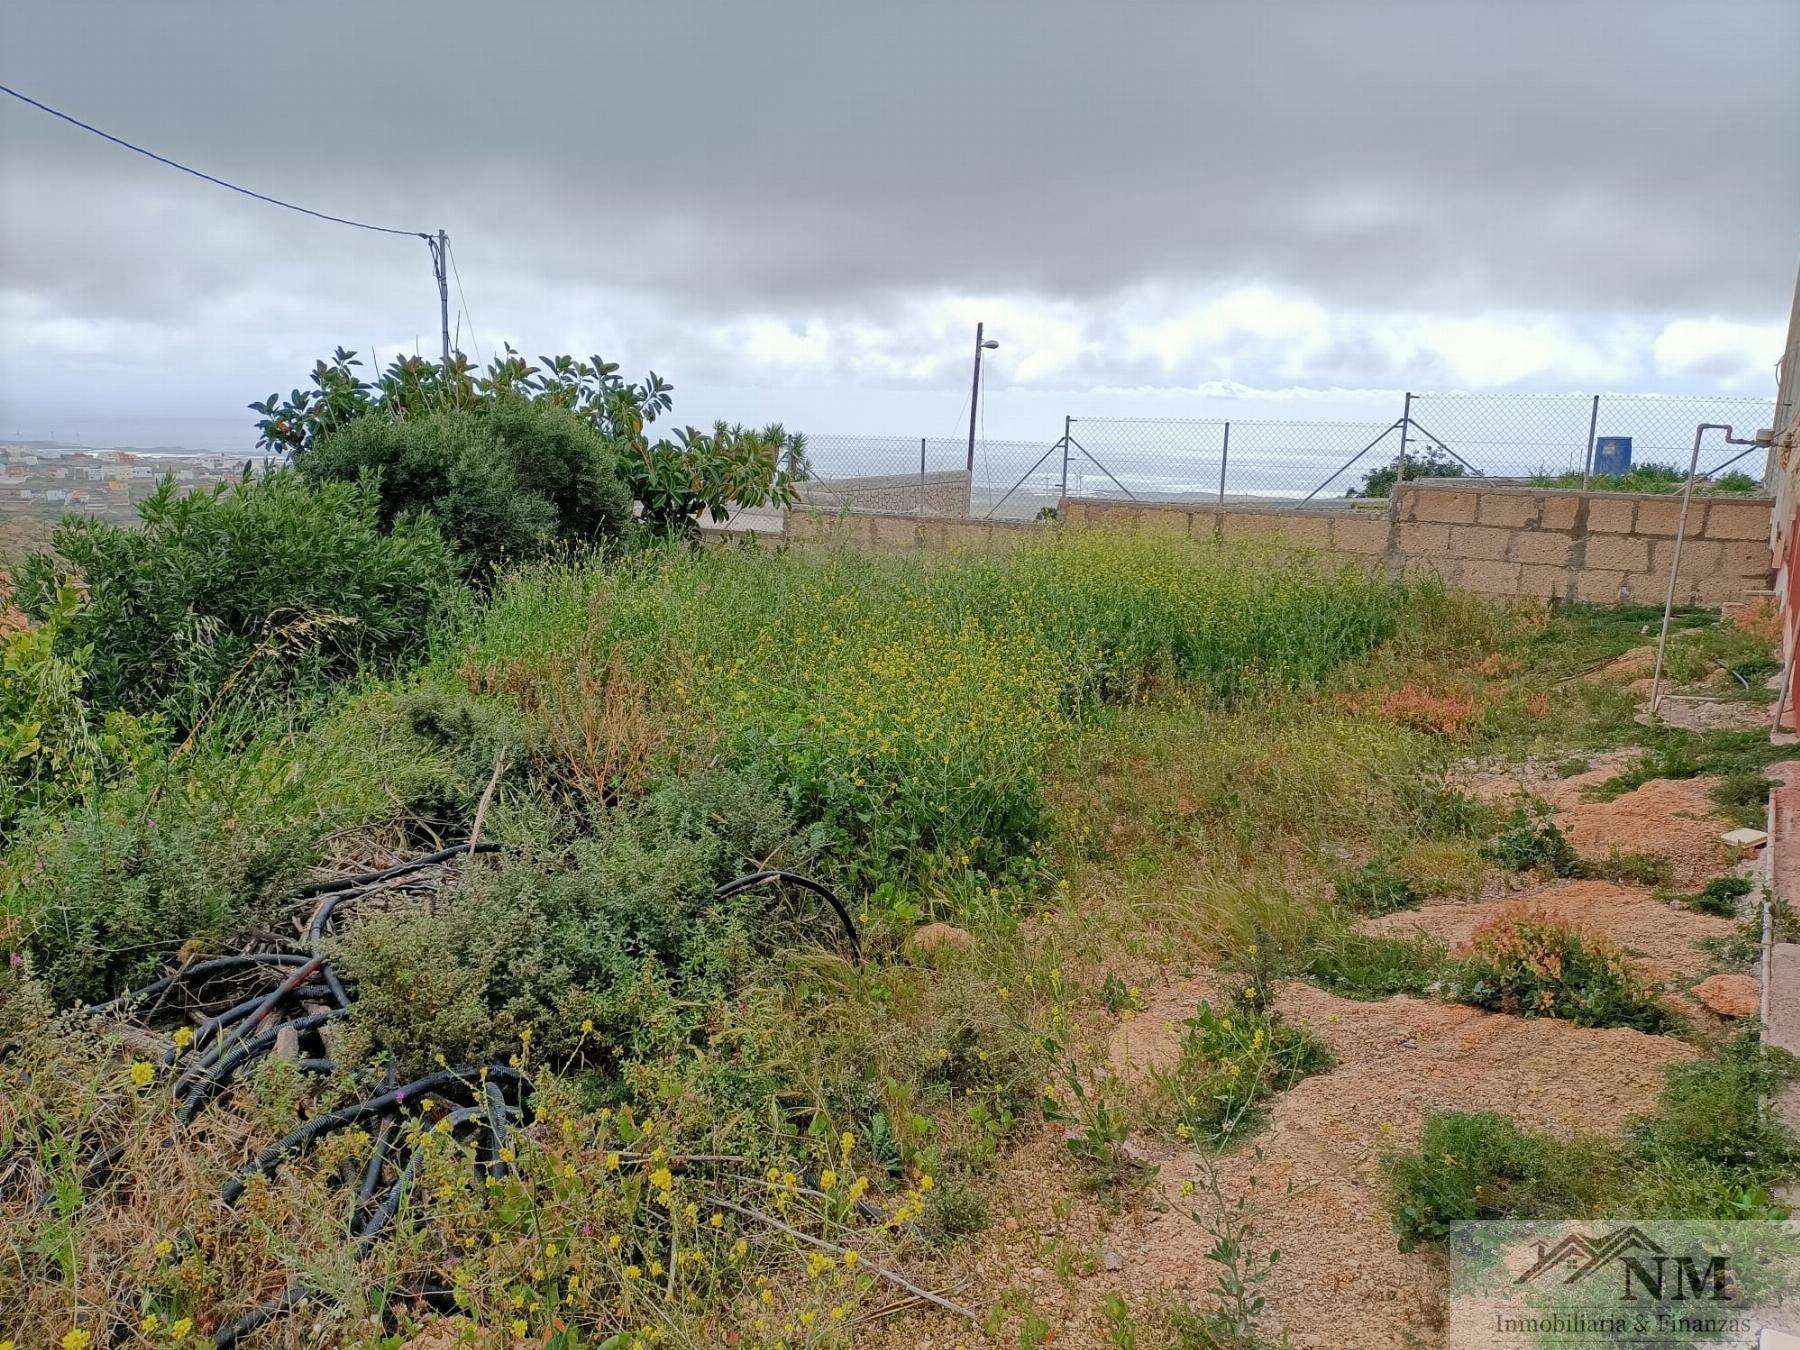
[
  {"xmin": 0, "ymin": 82, "xmax": 425, "ymax": 239},
  {"xmin": 447, "ymin": 237, "xmax": 483, "ymax": 366}
]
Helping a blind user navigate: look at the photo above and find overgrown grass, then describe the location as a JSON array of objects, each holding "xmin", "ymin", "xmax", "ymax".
[
  {"xmin": 1527, "ymin": 464, "xmax": 1761, "ymax": 495},
  {"xmin": 1441, "ymin": 909, "xmax": 1673, "ymax": 1032}
]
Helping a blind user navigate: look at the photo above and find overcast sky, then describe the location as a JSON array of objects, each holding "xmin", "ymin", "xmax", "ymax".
[{"xmin": 1, "ymin": 0, "xmax": 1795, "ymax": 451}]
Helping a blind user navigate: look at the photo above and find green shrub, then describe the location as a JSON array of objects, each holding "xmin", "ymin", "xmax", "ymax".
[
  {"xmin": 1153, "ymin": 1001, "xmax": 1334, "ymax": 1147},
  {"xmin": 0, "ymin": 682, "xmax": 524, "ymax": 1005},
  {"xmin": 1666, "ymin": 873, "xmax": 1753, "ymax": 917},
  {"xmin": 13, "ymin": 472, "xmax": 455, "ymax": 732},
  {"xmin": 333, "ymin": 767, "xmax": 809, "ymax": 1073},
  {"xmin": 1388, "ymin": 1111, "xmax": 1616, "ymax": 1250},
  {"xmin": 1481, "ymin": 800, "xmax": 1578, "ymax": 876},
  {"xmin": 1442, "ymin": 910, "xmax": 1671, "ymax": 1033},
  {"xmin": 301, "ymin": 401, "xmax": 633, "ymax": 574},
  {"xmin": 923, "ymin": 1181, "xmax": 991, "ymax": 1243},
  {"xmin": 0, "ymin": 584, "xmax": 160, "ymax": 843}
]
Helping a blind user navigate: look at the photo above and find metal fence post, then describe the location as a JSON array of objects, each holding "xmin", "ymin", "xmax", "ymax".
[
  {"xmin": 1581, "ymin": 394, "xmax": 1600, "ymax": 491},
  {"xmin": 1060, "ymin": 416, "xmax": 1072, "ymax": 499},
  {"xmin": 1218, "ymin": 421, "xmax": 1230, "ymax": 504},
  {"xmin": 919, "ymin": 436, "xmax": 926, "ymax": 516},
  {"xmin": 1396, "ymin": 391, "xmax": 1412, "ymax": 485}
]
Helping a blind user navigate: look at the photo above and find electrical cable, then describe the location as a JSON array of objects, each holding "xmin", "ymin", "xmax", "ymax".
[
  {"xmin": 447, "ymin": 237, "xmax": 483, "ymax": 366},
  {"xmin": 0, "ymin": 83, "xmax": 426, "ymax": 238}
]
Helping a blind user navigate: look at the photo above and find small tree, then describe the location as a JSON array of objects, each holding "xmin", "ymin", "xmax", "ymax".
[
  {"xmin": 1349, "ymin": 445, "xmax": 1470, "ymax": 499},
  {"xmin": 301, "ymin": 399, "xmax": 633, "ymax": 573},
  {"xmin": 252, "ymin": 346, "xmax": 804, "ymax": 535}
]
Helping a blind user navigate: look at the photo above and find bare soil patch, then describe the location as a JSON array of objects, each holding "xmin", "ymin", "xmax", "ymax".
[
  {"xmin": 1551, "ymin": 773, "xmax": 1734, "ymax": 886},
  {"xmin": 1360, "ymin": 879, "xmax": 1734, "ymax": 985},
  {"xmin": 1103, "ymin": 977, "xmax": 1694, "ymax": 1349}
]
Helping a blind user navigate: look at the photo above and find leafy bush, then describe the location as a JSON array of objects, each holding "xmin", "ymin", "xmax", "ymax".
[
  {"xmin": 922, "ymin": 1181, "xmax": 990, "ymax": 1243},
  {"xmin": 333, "ymin": 767, "xmax": 809, "ymax": 1073},
  {"xmin": 1153, "ymin": 1001, "xmax": 1334, "ymax": 1146},
  {"xmin": 1349, "ymin": 446, "xmax": 1469, "ymax": 499},
  {"xmin": 0, "ymin": 584, "xmax": 160, "ymax": 843},
  {"xmin": 300, "ymin": 400, "xmax": 633, "ymax": 574},
  {"xmin": 14, "ymin": 473, "xmax": 455, "ymax": 731},
  {"xmin": 1442, "ymin": 909, "xmax": 1672, "ymax": 1032},
  {"xmin": 1481, "ymin": 800, "xmax": 1578, "ymax": 876},
  {"xmin": 255, "ymin": 345, "xmax": 804, "ymax": 535},
  {"xmin": 1388, "ymin": 1111, "xmax": 1615, "ymax": 1250},
  {"xmin": 0, "ymin": 682, "xmax": 524, "ymax": 1004}
]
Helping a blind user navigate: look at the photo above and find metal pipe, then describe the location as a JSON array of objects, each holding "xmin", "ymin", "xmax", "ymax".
[
  {"xmin": 1581, "ymin": 393, "xmax": 1600, "ymax": 491},
  {"xmin": 1649, "ymin": 423, "xmax": 1757, "ymax": 715},
  {"xmin": 1218, "ymin": 421, "xmax": 1230, "ymax": 505},
  {"xmin": 1395, "ymin": 391, "xmax": 1412, "ymax": 487},
  {"xmin": 1059, "ymin": 416, "xmax": 1071, "ymax": 501}
]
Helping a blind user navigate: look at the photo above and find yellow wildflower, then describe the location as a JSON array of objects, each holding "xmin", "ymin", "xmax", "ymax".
[
  {"xmin": 129, "ymin": 1060, "xmax": 155, "ymax": 1088},
  {"xmin": 172, "ymin": 1026, "xmax": 193, "ymax": 1050},
  {"xmin": 63, "ymin": 1333, "xmax": 92, "ymax": 1350}
]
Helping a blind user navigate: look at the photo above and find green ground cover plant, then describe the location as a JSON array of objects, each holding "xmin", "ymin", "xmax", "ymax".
[
  {"xmin": 1439, "ymin": 909, "xmax": 1672, "ymax": 1033},
  {"xmin": 1389, "ymin": 1033, "xmax": 1800, "ymax": 1249}
]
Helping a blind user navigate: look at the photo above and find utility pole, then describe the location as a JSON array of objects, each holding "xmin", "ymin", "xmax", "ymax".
[
  {"xmin": 426, "ymin": 230, "xmax": 451, "ymax": 366},
  {"xmin": 965, "ymin": 322, "xmax": 998, "ymax": 472}
]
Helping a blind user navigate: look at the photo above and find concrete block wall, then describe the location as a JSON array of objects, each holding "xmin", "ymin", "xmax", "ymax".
[
  {"xmin": 784, "ymin": 483, "xmax": 1774, "ymax": 607},
  {"xmin": 785, "ymin": 505, "xmax": 1041, "ymax": 553},
  {"xmin": 1392, "ymin": 482, "xmax": 1774, "ymax": 605},
  {"xmin": 1064, "ymin": 484, "xmax": 1773, "ymax": 604}
]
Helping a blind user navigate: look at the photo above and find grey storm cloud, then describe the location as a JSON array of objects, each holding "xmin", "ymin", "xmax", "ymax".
[{"xmin": 1, "ymin": 0, "xmax": 1796, "ymax": 445}]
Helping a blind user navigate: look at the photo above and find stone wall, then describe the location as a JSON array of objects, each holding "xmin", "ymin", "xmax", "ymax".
[{"xmin": 791, "ymin": 481, "xmax": 1775, "ymax": 606}]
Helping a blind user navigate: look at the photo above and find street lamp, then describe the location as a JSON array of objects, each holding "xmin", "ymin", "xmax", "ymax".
[{"xmin": 966, "ymin": 322, "xmax": 998, "ymax": 472}]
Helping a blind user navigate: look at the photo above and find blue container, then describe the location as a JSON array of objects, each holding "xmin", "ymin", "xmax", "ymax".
[{"xmin": 1593, "ymin": 436, "xmax": 1632, "ymax": 475}]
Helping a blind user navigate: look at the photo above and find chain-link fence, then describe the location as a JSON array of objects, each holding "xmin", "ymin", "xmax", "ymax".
[{"xmin": 794, "ymin": 391, "xmax": 1785, "ymax": 523}]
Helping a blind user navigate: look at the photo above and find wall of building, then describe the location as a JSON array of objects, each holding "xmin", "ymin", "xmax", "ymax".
[{"xmin": 790, "ymin": 480, "xmax": 1775, "ymax": 606}]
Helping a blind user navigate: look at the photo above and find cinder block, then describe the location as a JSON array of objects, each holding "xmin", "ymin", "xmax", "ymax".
[
  {"xmin": 871, "ymin": 514, "xmax": 922, "ymax": 550},
  {"xmin": 1704, "ymin": 500, "xmax": 1774, "ymax": 541},
  {"xmin": 939, "ymin": 521, "xmax": 988, "ymax": 550},
  {"xmin": 1518, "ymin": 564, "xmax": 1567, "ymax": 598},
  {"xmin": 1330, "ymin": 516, "xmax": 1393, "ymax": 555},
  {"xmin": 1574, "ymin": 568, "xmax": 1629, "ymax": 603},
  {"xmin": 1631, "ymin": 497, "xmax": 1689, "ymax": 537},
  {"xmin": 1220, "ymin": 512, "xmax": 1332, "ymax": 547},
  {"xmin": 1583, "ymin": 536, "xmax": 1652, "ymax": 573},
  {"xmin": 1584, "ymin": 497, "xmax": 1636, "ymax": 535},
  {"xmin": 1448, "ymin": 524, "xmax": 1514, "ymax": 561},
  {"xmin": 1409, "ymin": 488, "xmax": 1480, "ymax": 524},
  {"xmin": 1476, "ymin": 492, "xmax": 1538, "ymax": 528},
  {"xmin": 1536, "ymin": 494, "xmax": 1581, "ymax": 531},
  {"xmin": 1716, "ymin": 539, "xmax": 1775, "ymax": 578},
  {"xmin": 1126, "ymin": 505, "xmax": 1193, "ymax": 537},
  {"xmin": 1396, "ymin": 521, "xmax": 1452, "ymax": 554},
  {"xmin": 1456, "ymin": 560, "xmax": 1523, "ymax": 595},
  {"xmin": 1650, "ymin": 538, "xmax": 1720, "ymax": 578},
  {"xmin": 1512, "ymin": 531, "xmax": 1574, "ymax": 566}
]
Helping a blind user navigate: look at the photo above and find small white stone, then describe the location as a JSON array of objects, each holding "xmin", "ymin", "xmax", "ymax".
[{"xmin": 1721, "ymin": 827, "xmax": 1769, "ymax": 848}]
